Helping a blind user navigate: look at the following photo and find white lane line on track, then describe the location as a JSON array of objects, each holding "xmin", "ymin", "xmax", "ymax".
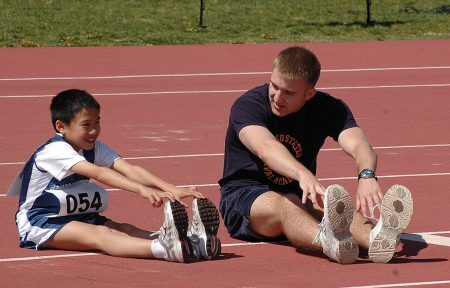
[
  {"xmin": 1, "ymin": 143, "xmax": 449, "ymax": 166},
  {"xmin": 0, "ymin": 232, "xmax": 449, "ymax": 263},
  {"xmin": 415, "ymin": 230, "xmax": 450, "ymax": 235},
  {"xmin": 401, "ymin": 233, "xmax": 450, "ymax": 247},
  {"xmin": 1, "ymin": 83, "xmax": 450, "ymax": 99},
  {"xmin": 0, "ymin": 253, "xmax": 100, "ymax": 262},
  {"xmin": 343, "ymin": 280, "xmax": 450, "ymax": 288},
  {"xmin": 1, "ymin": 65, "xmax": 450, "ymax": 81}
]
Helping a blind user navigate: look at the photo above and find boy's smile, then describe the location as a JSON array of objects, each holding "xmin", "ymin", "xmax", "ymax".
[{"xmin": 57, "ymin": 108, "xmax": 101, "ymax": 151}]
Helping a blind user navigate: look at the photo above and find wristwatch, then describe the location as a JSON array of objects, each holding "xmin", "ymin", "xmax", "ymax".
[{"xmin": 358, "ymin": 168, "xmax": 377, "ymax": 181}]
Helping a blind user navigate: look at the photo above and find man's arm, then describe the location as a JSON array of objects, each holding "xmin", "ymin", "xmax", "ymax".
[
  {"xmin": 239, "ymin": 125, "xmax": 325, "ymax": 204},
  {"xmin": 338, "ymin": 127, "xmax": 384, "ymax": 217}
]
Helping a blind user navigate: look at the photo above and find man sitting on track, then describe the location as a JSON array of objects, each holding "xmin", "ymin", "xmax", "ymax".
[
  {"xmin": 219, "ymin": 46, "xmax": 413, "ymax": 264},
  {"xmin": 6, "ymin": 89, "xmax": 221, "ymax": 263}
]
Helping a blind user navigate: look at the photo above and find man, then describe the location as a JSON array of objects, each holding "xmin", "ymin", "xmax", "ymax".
[{"xmin": 219, "ymin": 46, "xmax": 413, "ymax": 264}]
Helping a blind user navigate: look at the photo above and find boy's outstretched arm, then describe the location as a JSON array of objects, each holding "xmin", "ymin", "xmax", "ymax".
[
  {"xmin": 70, "ymin": 160, "xmax": 175, "ymax": 207},
  {"xmin": 111, "ymin": 159, "xmax": 204, "ymax": 204}
]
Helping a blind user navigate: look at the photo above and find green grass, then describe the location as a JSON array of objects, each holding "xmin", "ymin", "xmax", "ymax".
[{"xmin": 0, "ymin": 0, "xmax": 449, "ymax": 47}]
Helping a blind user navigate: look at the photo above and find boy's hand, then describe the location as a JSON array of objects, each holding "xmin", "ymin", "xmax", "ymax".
[
  {"xmin": 140, "ymin": 187, "xmax": 176, "ymax": 208},
  {"xmin": 170, "ymin": 186, "xmax": 205, "ymax": 207}
]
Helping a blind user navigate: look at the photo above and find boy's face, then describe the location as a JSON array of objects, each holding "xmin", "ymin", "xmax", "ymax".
[
  {"xmin": 268, "ymin": 68, "xmax": 316, "ymax": 117},
  {"xmin": 56, "ymin": 108, "xmax": 101, "ymax": 151}
]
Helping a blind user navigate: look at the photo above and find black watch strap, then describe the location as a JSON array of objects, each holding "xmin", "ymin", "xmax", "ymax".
[{"xmin": 358, "ymin": 168, "xmax": 377, "ymax": 181}]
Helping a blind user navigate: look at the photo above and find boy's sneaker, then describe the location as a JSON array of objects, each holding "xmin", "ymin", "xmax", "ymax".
[
  {"xmin": 187, "ymin": 198, "xmax": 221, "ymax": 260},
  {"xmin": 369, "ymin": 185, "xmax": 413, "ymax": 263},
  {"xmin": 158, "ymin": 200, "xmax": 192, "ymax": 263},
  {"xmin": 313, "ymin": 184, "xmax": 359, "ymax": 264}
]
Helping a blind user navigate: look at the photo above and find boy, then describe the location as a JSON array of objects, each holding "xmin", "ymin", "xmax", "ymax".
[{"xmin": 6, "ymin": 89, "xmax": 221, "ymax": 262}]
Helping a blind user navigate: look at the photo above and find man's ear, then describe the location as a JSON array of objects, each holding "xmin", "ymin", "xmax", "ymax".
[
  {"xmin": 305, "ymin": 87, "xmax": 316, "ymax": 100},
  {"xmin": 55, "ymin": 120, "xmax": 66, "ymax": 134}
]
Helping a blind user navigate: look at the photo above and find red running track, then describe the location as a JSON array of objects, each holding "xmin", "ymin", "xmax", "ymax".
[{"xmin": 1, "ymin": 40, "xmax": 450, "ymax": 288}]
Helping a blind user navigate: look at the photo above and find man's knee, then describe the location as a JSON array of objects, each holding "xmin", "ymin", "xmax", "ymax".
[
  {"xmin": 250, "ymin": 191, "xmax": 302, "ymax": 217},
  {"xmin": 248, "ymin": 192, "xmax": 299, "ymax": 237},
  {"xmin": 251, "ymin": 192, "xmax": 282, "ymax": 218}
]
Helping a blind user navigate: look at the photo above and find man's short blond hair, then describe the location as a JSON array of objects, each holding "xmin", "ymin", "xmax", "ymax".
[{"xmin": 273, "ymin": 46, "xmax": 321, "ymax": 85}]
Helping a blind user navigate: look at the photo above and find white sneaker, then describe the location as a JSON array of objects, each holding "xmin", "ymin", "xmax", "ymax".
[
  {"xmin": 187, "ymin": 198, "xmax": 221, "ymax": 260},
  {"xmin": 313, "ymin": 184, "xmax": 359, "ymax": 264},
  {"xmin": 369, "ymin": 185, "xmax": 413, "ymax": 263},
  {"xmin": 158, "ymin": 201, "xmax": 192, "ymax": 263}
]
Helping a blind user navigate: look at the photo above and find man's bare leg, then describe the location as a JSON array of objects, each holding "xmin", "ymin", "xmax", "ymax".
[
  {"xmin": 248, "ymin": 191, "xmax": 322, "ymax": 251},
  {"xmin": 248, "ymin": 186, "xmax": 361, "ymax": 264},
  {"xmin": 306, "ymin": 197, "xmax": 373, "ymax": 250}
]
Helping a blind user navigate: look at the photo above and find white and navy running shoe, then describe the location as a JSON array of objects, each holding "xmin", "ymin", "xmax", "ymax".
[
  {"xmin": 188, "ymin": 198, "xmax": 221, "ymax": 260},
  {"xmin": 369, "ymin": 185, "xmax": 413, "ymax": 263},
  {"xmin": 158, "ymin": 200, "xmax": 192, "ymax": 263}
]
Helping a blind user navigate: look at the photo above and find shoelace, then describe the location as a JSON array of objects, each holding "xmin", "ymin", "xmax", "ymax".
[
  {"xmin": 311, "ymin": 218, "xmax": 326, "ymax": 245},
  {"xmin": 368, "ymin": 204, "xmax": 381, "ymax": 222},
  {"xmin": 149, "ymin": 231, "xmax": 161, "ymax": 237},
  {"xmin": 191, "ymin": 216, "xmax": 200, "ymax": 232},
  {"xmin": 158, "ymin": 222, "xmax": 176, "ymax": 248},
  {"xmin": 368, "ymin": 203, "xmax": 401, "ymax": 245}
]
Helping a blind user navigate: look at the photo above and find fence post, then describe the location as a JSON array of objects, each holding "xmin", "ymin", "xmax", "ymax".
[
  {"xmin": 198, "ymin": 0, "xmax": 206, "ymax": 28},
  {"xmin": 366, "ymin": 0, "xmax": 373, "ymax": 25}
]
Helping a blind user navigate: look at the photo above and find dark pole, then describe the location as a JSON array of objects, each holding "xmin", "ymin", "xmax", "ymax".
[
  {"xmin": 366, "ymin": 0, "xmax": 373, "ymax": 25},
  {"xmin": 198, "ymin": 0, "xmax": 206, "ymax": 28}
]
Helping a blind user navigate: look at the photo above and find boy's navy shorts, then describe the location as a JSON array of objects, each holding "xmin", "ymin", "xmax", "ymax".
[{"xmin": 220, "ymin": 184, "xmax": 288, "ymax": 242}]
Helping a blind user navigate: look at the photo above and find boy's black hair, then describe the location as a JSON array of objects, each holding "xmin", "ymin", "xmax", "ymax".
[{"xmin": 50, "ymin": 89, "xmax": 100, "ymax": 131}]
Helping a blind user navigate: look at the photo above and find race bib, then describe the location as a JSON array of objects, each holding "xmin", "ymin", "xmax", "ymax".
[{"xmin": 46, "ymin": 182, "xmax": 109, "ymax": 216}]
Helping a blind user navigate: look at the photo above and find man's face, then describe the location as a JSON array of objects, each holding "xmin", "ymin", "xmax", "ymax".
[{"xmin": 268, "ymin": 68, "xmax": 316, "ymax": 117}]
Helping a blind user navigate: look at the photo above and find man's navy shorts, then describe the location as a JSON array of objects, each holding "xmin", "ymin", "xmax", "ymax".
[{"xmin": 220, "ymin": 184, "xmax": 288, "ymax": 242}]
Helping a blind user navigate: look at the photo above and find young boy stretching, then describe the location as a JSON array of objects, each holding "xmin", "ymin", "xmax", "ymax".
[{"xmin": 6, "ymin": 89, "xmax": 221, "ymax": 263}]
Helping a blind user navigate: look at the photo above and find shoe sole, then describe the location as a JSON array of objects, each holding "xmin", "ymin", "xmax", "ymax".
[
  {"xmin": 369, "ymin": 185, "xmax": 413, "ymax": 263},
  {"xmin": 170, "ymin": 201, "xmax": 193, "ymax": 263},
  {"xmin": 194, "ymin": 198, "xmax": 221, "ymax": 260},
  {"xmin": 325, "ymin": 184, "xmax": 359, "ymax": 264}
]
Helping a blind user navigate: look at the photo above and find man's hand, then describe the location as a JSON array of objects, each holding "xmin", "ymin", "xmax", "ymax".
[
  {"xmin": 298, "ymin": 170, "xmax": 325, "ymax": 205},
  {"xmin": 355, "ymin": 178, "xmax": 383, "ymax": 218}
]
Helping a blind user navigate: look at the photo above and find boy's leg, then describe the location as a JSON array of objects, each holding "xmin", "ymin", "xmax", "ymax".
[
  {"xmin": 103, "ymin": 221, "xmax": 157, "ymax": 239},
  {"xmin": 45, "ymin": 221, "xmax": 154, "ymax": 258},
  {"xmin": 45, "ymin": 200, "xmax": 193, "ymax": 262}
]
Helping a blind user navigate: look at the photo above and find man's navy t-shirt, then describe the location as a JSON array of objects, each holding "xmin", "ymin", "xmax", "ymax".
[{"xmin": 219, "ymin": 83, "xmax": 357, "ymax": 193}]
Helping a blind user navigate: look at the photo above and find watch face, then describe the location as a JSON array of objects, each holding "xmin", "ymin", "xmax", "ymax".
[{"xmin": 360, "ymin": 169, "xmax": 375, "ymax": 179}]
